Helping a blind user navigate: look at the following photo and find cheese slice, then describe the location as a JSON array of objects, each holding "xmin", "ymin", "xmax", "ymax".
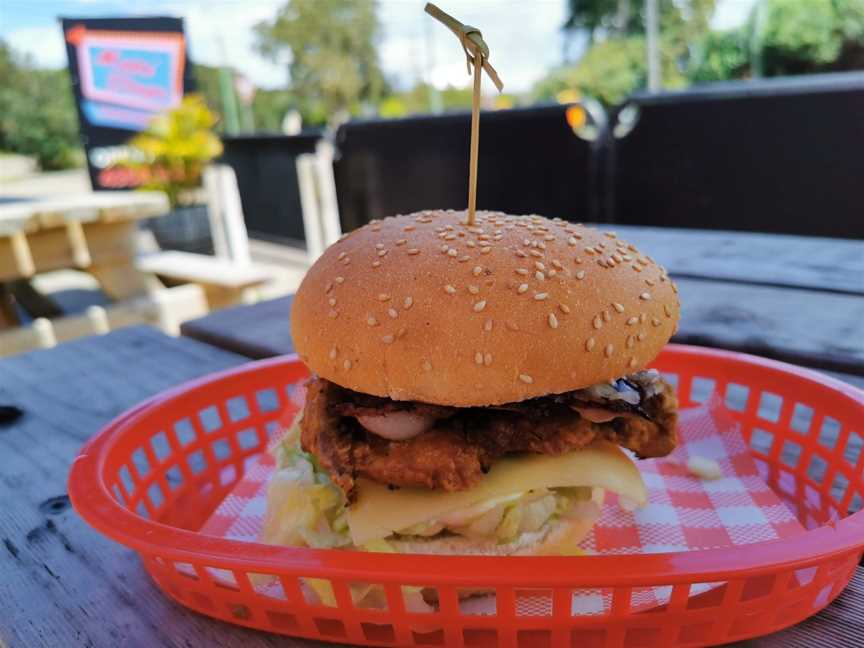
[{"xmin": 347, "ymin": 441, "xmax": 647, "ymax": 545}]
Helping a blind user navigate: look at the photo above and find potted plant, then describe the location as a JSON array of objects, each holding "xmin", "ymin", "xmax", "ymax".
[{"xmin": 120, "ymin": 95, "xmax": 223, "ymax": 254}]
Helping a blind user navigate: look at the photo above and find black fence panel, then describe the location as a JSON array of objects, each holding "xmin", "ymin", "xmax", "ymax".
[
  {"xmin": 333, "ymin": 105, "xmax": 598, "ymax": 232},
  {"xmin": 609, "ymin": 73, "xmax": 864, "ymax": 238},
  {"xmin": 220, "ymin": 132, "xmax": 321, "ymax": 244}
]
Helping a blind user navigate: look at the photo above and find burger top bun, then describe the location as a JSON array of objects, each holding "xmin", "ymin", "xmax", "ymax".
[{"xmin": 291, "ymin": 210, "xmax": 680, "ymax": 406}]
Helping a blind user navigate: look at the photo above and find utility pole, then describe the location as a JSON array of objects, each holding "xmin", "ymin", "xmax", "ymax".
[{"xmin": 645, "ymin": 0, "xmax": 661, "ymax": 93}]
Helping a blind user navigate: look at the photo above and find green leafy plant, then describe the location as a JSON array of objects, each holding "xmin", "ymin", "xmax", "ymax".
[{"xmin": 121, "ymin": 95, "xmax": 223, "ymax": 207}]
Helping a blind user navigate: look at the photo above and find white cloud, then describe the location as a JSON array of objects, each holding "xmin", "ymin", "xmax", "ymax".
[
  {"xmin": 712, "ymin": 0, "xmax": 758, "ymax": 31},
  {"xmin": 5, "ymin": 25, "xmax": 67, "ymax": 68}
]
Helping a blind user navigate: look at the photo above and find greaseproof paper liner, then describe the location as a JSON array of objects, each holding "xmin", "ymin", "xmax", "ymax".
[{"xmin": 199, "ymin": 396, "xmax": 804, "ymax": 615}]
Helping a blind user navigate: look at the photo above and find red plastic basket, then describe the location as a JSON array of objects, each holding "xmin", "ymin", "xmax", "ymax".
[{"xmin": 69, "ymin": 344, "xmax": 864, "ymax": 647}]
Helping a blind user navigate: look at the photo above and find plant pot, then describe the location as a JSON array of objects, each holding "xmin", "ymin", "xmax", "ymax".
[{"xmin": 146, "ymin": 204, "xmax": 214, "ymax": 255}]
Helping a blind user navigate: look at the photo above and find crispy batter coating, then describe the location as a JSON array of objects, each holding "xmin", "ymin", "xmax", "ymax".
[{"xmin": 300, "ymin": 378, "xmax": 678, "ymax": 497}]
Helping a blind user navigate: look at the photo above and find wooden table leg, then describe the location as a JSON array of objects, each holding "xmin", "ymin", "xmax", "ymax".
[{"xmin": 83, "ymin": 220, "xmax": 162, "ymax": 300}]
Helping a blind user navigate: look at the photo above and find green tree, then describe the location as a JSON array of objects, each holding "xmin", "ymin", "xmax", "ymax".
[
  {"xmin": 254, "ymin": 0, "xmax": 385, "ymax": 125},
  {"xmin": 549, "ymin": 0, "xmax": 715, "ymax": 105},
  {"xmin": 0, "ymin": 40, "xmax": 81, "ymax": 170}
]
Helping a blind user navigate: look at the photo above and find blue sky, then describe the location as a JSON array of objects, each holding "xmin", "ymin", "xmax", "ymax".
[{"xmin": 0, "ymin": 0, "xmax": 757, "ymax": 92}]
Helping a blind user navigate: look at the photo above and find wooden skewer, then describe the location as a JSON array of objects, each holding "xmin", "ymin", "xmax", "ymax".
[
  {"xmin": 425, "ymin": 3, "xmax": 503, "ymax": 227},
  {"xmin": 467, "ymin": 54, "xmax": 483, "ymax": 226}
]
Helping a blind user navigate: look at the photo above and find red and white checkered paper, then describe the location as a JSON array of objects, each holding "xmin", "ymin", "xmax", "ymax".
[{"xmin": 200, "ymin": 396, "xmax": 804, "ymax": 615}]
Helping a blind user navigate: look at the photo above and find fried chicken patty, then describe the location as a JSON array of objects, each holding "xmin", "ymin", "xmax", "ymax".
[{"xmin": 300, "ymin": 375, "xmax": 678, "ymax": 497}]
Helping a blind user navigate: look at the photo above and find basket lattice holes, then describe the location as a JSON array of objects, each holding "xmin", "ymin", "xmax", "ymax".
[{"xmin": 99, "ymin": 354, "xmax": 862, "ymax": 648}]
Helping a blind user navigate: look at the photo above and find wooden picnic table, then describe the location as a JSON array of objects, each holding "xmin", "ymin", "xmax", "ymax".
[
  {"xmin": 0, "ymin": 191, "xmax": 169, "ymax": 326},
  {"xmin": 1, "ymin": 224, "xmax": 862, "ymax": 647}
]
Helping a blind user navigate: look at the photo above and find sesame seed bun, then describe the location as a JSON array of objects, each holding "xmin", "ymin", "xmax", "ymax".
[{"xmin": 291, "ymin": 210, "xmax": 680, "ymax": 406}]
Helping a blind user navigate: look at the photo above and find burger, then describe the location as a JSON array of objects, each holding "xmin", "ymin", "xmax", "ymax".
[{"xmin": 263, "ymin": 210, "xmax": 680, "ymax": 572}]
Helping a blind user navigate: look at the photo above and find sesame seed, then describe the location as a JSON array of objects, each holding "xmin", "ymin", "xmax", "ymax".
[
  {"xmin": 467, "ymin": 241, "xmax": 477, "ymax": 248},
  {"xmin": 388, "ymin": 308, "xmax": 399, "ymax": 319},
  {"xmin": 337, "ymin": 251, "xmax": 347, "ymax": 260},
  {"xmin": 480, "ymin": 247, "xmax": 491, "ymax": 254},
  {"xmin": 640, "ymin": 292, "xmax": 652, "ymax": 300},
  {"xmin": 632, "ymin": 265, "xmax": 642, "ymax": 272},
  {"xmin": 664, "ymin": 304, "xmax": 672, "ymax": 317},
  {"xmin": 552, "ymin": 259, "xmax": 563, "ymax": 269},
  {"xmin": 612, "ymin": 254, "xmax": 623, "ymax": 263},
  {"xmin": 478, "ymin": 234, "xmax": 490, "ymax": 241},
  {"xmin": 652, "ymin": 317, "xmax": 661, "ymax": 327},
  {"xmin": 378, "ymin": 293, "xmax": 391, "ymax": 301},
  {"xmin": 396, "ymin": 238, "xmax": 407, "ymax": 246},
  {"xmin": 469, "ymin": 285, "xmax": 480, "ymax": 294},
  {"xmin": 441, "ymin": 244, "xmax": 449, "ymax": 253},
  {"xmin": 535, "ymin": 271, "xmax": 545, "ymax": 281},
  {"xmin": 342, "ymin": 257, "xmax": 351, "ymax": 265},
  {"xmin": 407, "ymin": 248, "xmax": 420, "ymax": 255},
  {"xmin": 534, "ymin": 292, "xmax": 549, "ymax": 301},
  {"xmin": 328, "ymin": 310, "xmax": 339, "ymax": 318},
  {"xmin": 459, "ymin": 255, "xmax": 470, "ymax": 262},
  {"xmin": 473, "ymin": 300, "xmax": 487, "ymax": 312},
  {"xmin": 484, "ymin": 318, "xmax": 493, "ymax": 332},
  {"xmin": 519, "ymin": 374, "xmax": 534, "ymax": 384},
  {"xmin": 325, "ymin": 281, "xmax": 333, "ymax": 294},
  {"xmin": 367, "ymin": 316, "xmax": 378, "ymax": 327},
  {"xmin": 645, "ymin": 279, "xmax": 656, "ymax": 286},
  {"xmin": 548, "ymin": 313, "xmax": 559, "ymax": 329},
  {"xmin": 534, "ymin": 261, "xmax": 545, "ymax": 271},
  {"xmin": 377, "ymin": 249, "xmax": 388, "ymax": 257},
  {"xmin": 585, "ymin": 337, "xmax": 596, "ymax": 351},
  {"xmin": 329, "ymin": 297, "xmax": 337, "ymax": 307},
  {"xmin": 529, "ymin": 250, "xmax": 543, "ymax": 258},
  {"xmin": 375, "ymin": 243, "xmax": 384, "ymax": 250},
  {"xmin": 396, "ymin": 326, "xmax": 407, "ymax": 338},
  {"xmin": 544, "ymin": 234, "xmax": 555, "ymax": 241},
  {"xmin": 585, "ymin": 247, "xmax": 596, "ymax": 255},
  {"xmin": 475, "ymin": 352, "xmax": 484, "ymax": 365},
  {"xmin": 372, "ymin": 260, "xmax": 381, "ymax": 268},
  {"xmin": 506, "ymin": 321, "xmax": 520, "ymax": 331},
  {"xmin": 343, "ymin": 359, "xmax": 352, "ymax": 370},
  {"xmin": 574, "ymin": 257, "xmax": 583, "ymax": 264},
  {"xmin": 629, "ymin": 357, "xmax": 638, "ymax": 368},
  {"xmin": 518, "ymin": 283, "xmax": 529, "ymax": 294},
  {"xmin": 597, "ymin": 258, "xmax": 607, "ymax": 268},
  {"xmin": 548, "ymin": 269, "xmax": 557, "ymax": 277},
  {"xmin": 576, "ymin": 270, "xmax": 586, "ymax": 280},
  {"xmin": 382, "ymin": 334, "xmax": 395, "ymax": 344},
  {"xmin": 484, "ymin": 353, "xmax": 492, "ymax": 366},
  {"xmin": 602, "ymin": 310, "xmax": 611, "ymax": 322},
  {"xmin": 404, "ymin": 225, "xmax": 415, "ymax": 232},
  {"xmin": 605, "ymin": 231, "xmax": 617, "ymax": 238},
  {"xmin": 622, "ymin": 254, "xmax": 633, "ymax": 261},
  {"xmin": 445, "ymin": 233, "xmax": 456, "ymax": 241},
  {"xmin": 444, "ymin": 284, "xmax": 457, "ymax": 294},
  {"xmin": 637, "ymin": 332, "xmax": 647, "ymax": 341},
  {"xmin": 612, "ymin": 302, "xmax": 625, "ymax": 313},
  {"xmin": 473, "ymin": 266, "xmax": 483, "ymax": 276},
  {"xmin": 329, "ymin": 346, "xmax": 338, "ymax": 359},
  {"xmin": 559, "ymin": 303, "xmax": 571, "ymax": 314},
  {"xmin": 516, "ymin": 250, "xmax": 527, "ymax": 258},
  {"xmin": 672, "ymin": 283, "xmax": 679, "ymax": 294},
  {"xmin": 626, "ymin": 335, "xmax": 635, "ymax": 349},
  {"xmin": 568, "ymin": 237, "xmax": 578, "ymax": 246},
  {"xmin": 604, "ymin": 344, "xmax": 614, "ymax": 358},
  {"xmin": 447, "ymin": 248, "xmax": 458, "ymax": 257},
  {"xmin": 516, "ymin": 268, "xmax": 529, "ymax": 276},
  {"xmin": 593, "ymin": 316, "xmax": 603, "ymax": 329}
]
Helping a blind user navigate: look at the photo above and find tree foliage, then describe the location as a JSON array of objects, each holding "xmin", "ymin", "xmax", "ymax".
[
  {"xmin": 0, "ymin": 40, "xmax": 82, "ymax": 170},
  {"xmin": 254, "ymin": 0, "xmax": 385, "ymax": 125}
]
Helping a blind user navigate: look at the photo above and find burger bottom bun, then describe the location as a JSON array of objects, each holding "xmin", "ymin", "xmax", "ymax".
[{"xmin": 343, "ymin": 506, "xmax": 601, "ymax": 610}]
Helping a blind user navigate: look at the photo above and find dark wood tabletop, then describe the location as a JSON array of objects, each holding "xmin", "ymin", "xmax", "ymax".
[{"xmin": 2, "ymin": 225, "xmax": 863, "ymax": 648}]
